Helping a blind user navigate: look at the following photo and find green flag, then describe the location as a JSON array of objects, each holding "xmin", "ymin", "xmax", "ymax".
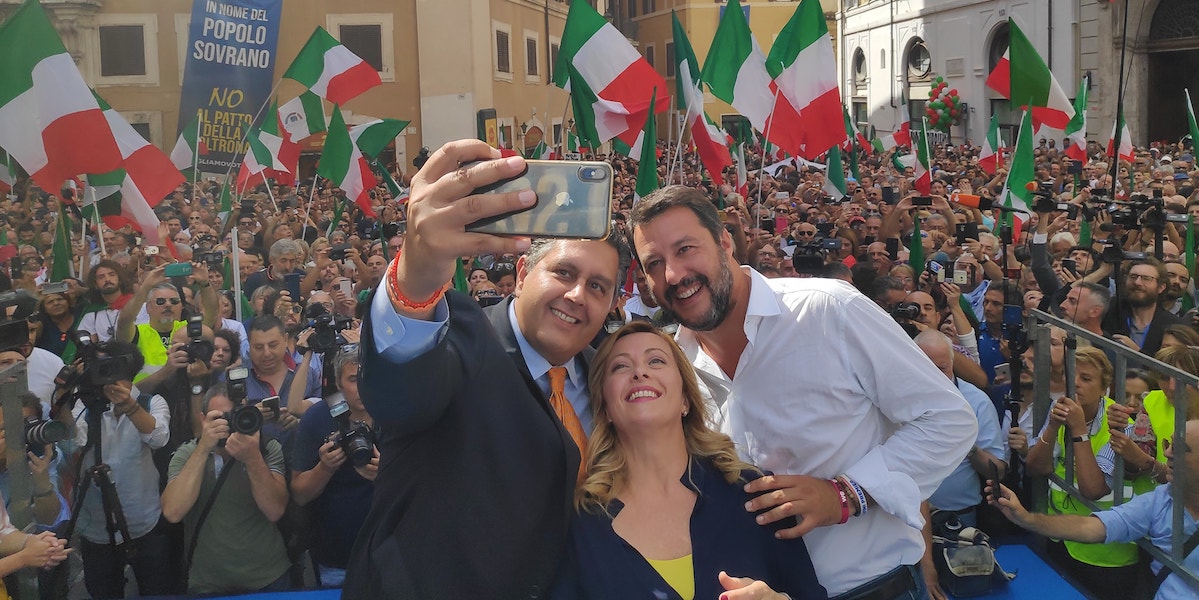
[
  {"xmin": 327, "ymin": 198, "xmax": 344, "ymax": 237},
  {"xmin": 453, "ymin": 258, "xmax": 469, "ymax": 294},
  {"xmin": 634, "ymin": 88, "xmax": 659, "ymax": 203},
  {"xmin": 1078, "ymin": 219, "xmax": 1092, "ymax": 247},
  {"xmin": 1187, "ymin": 89, "xmax": 1199, "ymax": 153},
  {"xmin": 1000, "ymin": 109, "xmax": 1036, "ymax": 229},
  {"xmin": 908, "ymin": 212, "xmax": 924, "ymax": 271},
  {"xmin": 50, "ymin": 205, "xmax": 72, "ymax": 281}
]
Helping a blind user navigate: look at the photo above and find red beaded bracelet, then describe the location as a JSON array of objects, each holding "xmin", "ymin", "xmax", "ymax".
[
  {"xmin": 385, "ymin": 249, "xmax": 445, "ymax": 310},
  {"xmin": 830, "ymin": 479, "xmax": 851, "ymax": 525}
]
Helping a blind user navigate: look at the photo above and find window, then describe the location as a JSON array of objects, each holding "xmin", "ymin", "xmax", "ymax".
[
  {"xmin": 852, "ymin": 48, "xmax": 867, "ymax": 93},
  {"xmin": 131, "ymin": 122, "xmax": 152, "ymax": 143},
  {"xmin": 665, "ymin": 42, "xmax": 675, "ymax": 78},
  {"xmin": 527, "ymin": 38, "xmax": 538, "ymax": 76},
  {"xmin": 550, "ymin": 40, "xmax": 560, "ymax": 81},
  {"xmin": 340, "ymin": 25, "xmax": 384, "ymax": 72},
  {"xmin": 524, "ymin": 31, "xmax": 540, "ymax": 83},
  {"xmin": 100, "ymin": 25, "xmax": 146, "ymax": 76},
  {"xmin": 988, "ymin": 24, "xmax": 1010, "ymax": 73},
  {"xmin": 644, "ymin": 44, "xmax": 655, "ymax": 69},
  {"xmin": 93, "ymin": 14, "xmax": 159, "ymax": 86},
  {"xmin": 852, "ymin": 100, "xmax": 868, "ymax": 127},
  {"xmin": 327, "ymin": 15, "xmax": 395, "ymax": 82},
  {"xmin": 907, "ymin": 40, "xmax": 931, "ymax": 81},
  {"xmin": 628, "ymin": 1, "xmax": 637, "ymax": 19},
  {"xmin": 642, "ymin": 0, "xmax": 655, "ymax": 14},
  {"xmin": 494, "ymin": 23, "xmax": 512, "ymax": 79}
]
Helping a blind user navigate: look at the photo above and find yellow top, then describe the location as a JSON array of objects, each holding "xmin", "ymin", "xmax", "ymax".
[{"xmin": 645, "ymin": 554, "xmax": 694, "ymax": 600}]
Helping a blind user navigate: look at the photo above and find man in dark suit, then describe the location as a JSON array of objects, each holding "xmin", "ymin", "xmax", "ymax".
[
  {"xmin": 1103, "ymin": 257, "xmax": 1182, "ymax": 357},
  {"xmin": 343, "ymin": 140, "xmax": 632, "ymax": 599}
]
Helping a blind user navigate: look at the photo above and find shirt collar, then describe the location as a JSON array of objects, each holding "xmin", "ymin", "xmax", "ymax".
[
  {"xmin": 507, "ymin": 300, "xmax": 581, "ymax": 386},
  {"xmin": 674, "ymin": 266, "xmax": 779, "ymax": 351}
]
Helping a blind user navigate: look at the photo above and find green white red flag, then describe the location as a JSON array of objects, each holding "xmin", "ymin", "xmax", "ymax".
[
  {"xmin": 1000, "ymin": 108, "xmax": 1036, "ymax": 227},
  {"xmin": 984, "ymin": 19, "xmax": 1074, "ymax": 131},
  {"xmin": 283, "ymin": 27, "xmax": 382, "ymax": 105},
  {"xmin": 237, "ymin": 100, "xmax": 296, "ymax": 190},
  {"xmin": 1187, "ymin": 89, "xmax": 1199, "ymax": 156},
  {"xmin": 978, "ymin": 114, "xmax": 1003, "ymax": 174},
  {"xmin": 672, "ymin": 11, "xmax": 731, "ymax": 188},
  {"xmin": 823, "ymin": 149, "xmax": 847, "ymax": 200},
  {"xmin": 279, "ymin": 91, "xmax": 327, "ymax": 142},
  {"xmin": 1063, "ymin": 78, "xmax": 1089, "ymax": 162},
  {"xmin": 634, "ymin": 88, "xmax": 660, "ymax": 204},
  {"xmin": 1106, "ymin": 109, "xmax": 1133, "ymax": 162},
  {"xmin": 871, "ymin": 122, "xmax": 911, "ymax": 153},
  {"xmin": 842, "ymin": 107, "xmax": 870, "ymax": 154},
  {"xmin": 913, "ymin": 119, "xmax": 932, "ymax": 195},
  {"xmin": 170, "ymin": 111, "xmax": 207, "ymax": 174},
  {"xmin": 0, "ymin": 148, "xmax": 15, "ymax": 195},
  {"xmin": 350, "ymin": 118, "xmax": 410, "ymax": 158},
  {"xmin": 525, "ymin": 140, "xmax": 553, "ymax": 160},
  {"xmin": 553, "ymin": 1, "xmax": 668, "ymax": 148},
  {"xmin": 0, "ymin": 0, "xmax": 123, "ymax": 192},
  {"xmin": 765, "ymin": 0, "xmax": 846, "ymax": 158},
  {"xmin": 320, "ymin": 106, "xmax": 377, "ymax": 216}
]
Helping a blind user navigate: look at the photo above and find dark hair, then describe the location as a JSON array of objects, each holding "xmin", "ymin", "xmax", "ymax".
[
  {"xmin": 86, "ymin": 260, "xmax": 134, "ymax": 303},
  {"xmin": 523, "ymin": 227, "xmax": 634, "ymax": 298},
  {"xmin": 629, "ymin": 185, "xmax": 724, "ymax": 248},
  {"xmin": 247, "ymin": 315, "xmax": 286, "ymax": 340},
  {"xmin": 214, "ymin": 328, "xmax": 241, "ymax": 353}
]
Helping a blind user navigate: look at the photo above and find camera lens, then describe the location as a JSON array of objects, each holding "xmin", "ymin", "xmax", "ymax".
[{"xmin": 228, "ymin": 405, "xmax": 263, "ymax": 435}]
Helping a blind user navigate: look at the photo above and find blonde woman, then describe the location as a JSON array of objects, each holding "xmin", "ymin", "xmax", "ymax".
[{"xmin": 554, "ymin": 322, "xmax": 827, "ymax": 600}]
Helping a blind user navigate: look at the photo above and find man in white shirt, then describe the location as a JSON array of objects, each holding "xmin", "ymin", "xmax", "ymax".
[{"xmin": 630, "ymin": 185, "xmax": 977, "ymax": 598}]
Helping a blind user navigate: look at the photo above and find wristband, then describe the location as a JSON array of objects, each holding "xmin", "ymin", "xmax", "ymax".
[
  {"xmin": 385, "ymin": 249, "xmax": 445, "ymax": 310},
  {"xmin": 829, "ymin": 479, "xmax": 850, "ymax": 525},
  {"xmin": 838, "ymin": 474, "xmax": 868, "ymax": 518}
]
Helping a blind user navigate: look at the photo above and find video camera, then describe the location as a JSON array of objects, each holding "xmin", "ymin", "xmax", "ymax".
[
  {"xmin": 220, "ymin": 367, "xmax": 261, "ymax": 444},
  {"xmin": 304, "ymin": 303, "xmax": 353, "ymax": 354},
  {"xmin": 183, "ymin": 315, "xmax": 214, "ymax": 363},
  {"xmin": 327, "ymin": 400, "xmax": 375, "ymax": 468},
  {"xmin": 791, "ymin": 237, "xmax": 842, "ymax": 275},
  {"xmin": 1097, "ymin": 238, "xmax": 1146, "ymax": 264},
  {"xmin": 194, "ymin": 250, "xmax": 224, "ymax": 270}
]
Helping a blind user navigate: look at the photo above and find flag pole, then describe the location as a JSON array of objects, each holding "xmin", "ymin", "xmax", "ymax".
[
  {"xmin": 756, "ymin": 87, "xmax": 783, "ymax": 233},
  {"xmin": 263, "ymin": 177, "xmax": 280, "ymax": 213},
  {"xmin": 301, "ymin": 170, "xmax": 318, "ymax": 239},
  {"xmin": 1108, "ymin": 0, "xmax": 1131, "ymax": 198},
  {"xmin": 192, "ymin": 112, "xmax": 201, "ymax": 204},
  {"xmin": 220, "ymin": 78, "xmax": 286, "ymax": 185}
]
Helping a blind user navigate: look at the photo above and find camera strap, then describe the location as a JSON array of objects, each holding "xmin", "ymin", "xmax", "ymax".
[{"xmin": 183, "ymin": 454, "xmax": 237, "ymax": 574}]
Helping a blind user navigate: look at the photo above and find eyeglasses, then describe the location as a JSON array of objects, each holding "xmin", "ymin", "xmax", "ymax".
[
  {"xmin": 795, "ymin": 231, "xmax": 816, "ymax": 237},
  {"xmin": 1127, "ymin": 273, "xmax": 1159, "ymax": 283},
  {"xmin": 290, "ymin": 305, "xmax": 303, "ymax": 313},
  {"xmin": 153, "ymin": 297, "xmax": 182, "ymax": 306}
]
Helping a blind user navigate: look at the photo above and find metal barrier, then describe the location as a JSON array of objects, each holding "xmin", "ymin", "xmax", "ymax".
[
  {"xmin": 1027, "ymin": 309, "xmax": 1198, "ymax": 588},
  {"xmin": 0, "ymin": 359, "xmax": 40, "ymax": 597}
]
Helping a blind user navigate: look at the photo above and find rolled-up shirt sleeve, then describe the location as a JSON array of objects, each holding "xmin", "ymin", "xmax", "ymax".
[{"xmin": 370, "ymin": 272, "xmax": 450, "ymax": 363}]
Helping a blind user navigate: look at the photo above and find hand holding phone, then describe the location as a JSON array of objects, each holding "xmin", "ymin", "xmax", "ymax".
[
  {"xmin": 466, "ymin": 160, "xmax": 612, "ymax": 239},
  {"xmin": 987, "ymin": 462, "xmax": 1001, "ymax": 504}
]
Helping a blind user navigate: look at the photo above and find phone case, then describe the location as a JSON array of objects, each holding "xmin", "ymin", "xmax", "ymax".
[{"xmin": 467, "ymin": 161, "xmax": 613, "ymax": 239}]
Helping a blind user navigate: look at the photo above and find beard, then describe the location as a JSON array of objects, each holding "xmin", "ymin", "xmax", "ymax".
[
  {"xmin": 1162, "ymin": 284, "xmax": 1183, "ymax": 303},
  {"xmin": 1125, "ymin": 287, "xmax": 1159, "ymax": 308},
  {"xmin": 658, "ymin": 259, "xmax": 736, "ymax": 332},
  {"xmin": 100, "ymin": 282, "xmax": 119, "ymax": 296}
]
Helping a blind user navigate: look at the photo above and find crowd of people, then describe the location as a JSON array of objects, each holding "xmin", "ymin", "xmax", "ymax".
[{"xmin": 0, "ymin": 127, "xmax": 1196, "ymax": 599}]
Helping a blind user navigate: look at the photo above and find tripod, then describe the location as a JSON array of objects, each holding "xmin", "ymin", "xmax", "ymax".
[{"xmin": 58, "ymin": 398, "xmax": 133, "ymax": 554}]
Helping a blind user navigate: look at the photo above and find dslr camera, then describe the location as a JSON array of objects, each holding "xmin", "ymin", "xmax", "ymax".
[
  {"xmin": 327, "ymin": 400, "xmax": 375, "ymax": 468},
  {"xmin": 220, "ymin": 367, "xmax": 262, "ymax": 443},
  {"xmin": 304, "ymin": 303, "xmax": 353, "ymax": 354},
  {"xmin": 24, "ymin": 417, "xmax": 67, "ymax": 457},
  {"xmin": 183, "ymin": 315, "xmax": 214, "ymax": 363}
]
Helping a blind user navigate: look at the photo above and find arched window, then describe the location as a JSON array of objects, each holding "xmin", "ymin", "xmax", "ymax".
[
  {"xmin": 852, "ymin": 48, "xmax": 867, "ymax": 94},
  {"xmin": 988, "ymin": 22, "xmax": 1009, "ymax": 72},
  {"xmin": 906, "ymin": 39, "xmax": 931, "ymax": 83},
  {"xmin": 1149, "ymin": 0, "xmax": 1199, "ymax": 42}
]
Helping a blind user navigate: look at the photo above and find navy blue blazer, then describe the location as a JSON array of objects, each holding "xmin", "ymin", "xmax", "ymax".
[
  {"xmin": 553, "ymin": 458, "xmax": 828, "ymax": 600},
  {"xmin": 344, "ymin": 293, "xmax": 587, "ymax": 599}
]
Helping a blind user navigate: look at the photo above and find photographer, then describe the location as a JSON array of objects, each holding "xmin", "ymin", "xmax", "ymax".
[
  {"xmin": 59, "ymin": 340, "xmax": 174, "ymax": 598},
  {"xmin": 245, "ymin": 316, "xmax": 322, "ymax": 447},
  {"xmin": 0, "ymin": 387, "xmax": 68, "ymax": 528},
  {"xmin": 287, "ymin": 300, "xmax": 360, "ymax": 419},
  {"xmin": 161, "ymin": 382, "xmax": 291, "ymax": 594},
  {"xmin": 289, "ymin": 345, "xmax": 375, "ymax": 586}
]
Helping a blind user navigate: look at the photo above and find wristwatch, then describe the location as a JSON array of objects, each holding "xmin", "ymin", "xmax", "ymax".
[
  {"xmin": 191, "ymin": 383, "xmax": 205, "ymax": 396},
  {"xmin": 1072, "ymin": 433, "xmax": 1091, "ymax": 443}
]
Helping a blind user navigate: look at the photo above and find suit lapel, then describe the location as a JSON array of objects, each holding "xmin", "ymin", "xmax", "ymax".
[{"xmin": 486, "ymin": 297, "xmax": 552, "ymax": 412}]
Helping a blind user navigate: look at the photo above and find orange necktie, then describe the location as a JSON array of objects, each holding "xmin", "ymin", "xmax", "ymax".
[{"xmin": 548, "ymin": 366, "xmax": 588, "ymax": 483}]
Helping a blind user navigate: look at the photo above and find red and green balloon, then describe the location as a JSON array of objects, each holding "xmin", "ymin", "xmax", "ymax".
[{"xmin": 925, "ymin": 76, "xmax": 962, "ymax": 132}]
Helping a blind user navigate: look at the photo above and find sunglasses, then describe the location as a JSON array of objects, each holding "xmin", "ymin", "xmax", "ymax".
[{"xmin": 154, "ymin": 297, "xmax": 182, "ymax": 306}]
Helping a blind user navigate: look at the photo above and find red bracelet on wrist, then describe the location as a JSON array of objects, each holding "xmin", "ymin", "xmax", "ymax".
[
  {"xmin": 385, "ymin": 248, "xmax": 446, "ymax": 310},
  {"xmin": 830, "ymin": 479, "xmax": 851, "ymax": 525}
]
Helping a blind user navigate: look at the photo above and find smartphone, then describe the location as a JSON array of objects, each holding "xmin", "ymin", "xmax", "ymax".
[
  {"xmin": 955, "ymin": 222, "xmax": 979, "ymax": 245},
  {"xmin": 145, "ymin": 246, "xmax": 160, "ymax": 256},
  {"xmin": 927, "ymin": 260, "xmax": 945, "ymax": 282},
  {"xmin": 815, "ymin": 222, "xmax": 835, "ymax": 237},
  {"xmin": 994, "ymin": 362, "xmax": 1011, "ymax": 382},
  {"xmin": 911, "ymin": 196, "xmax": 933, "ymax": 207},
  {"xmin": 881, "ymin": 187, "xmax": 895, "ymax": 205},
  {"xmin": 260, "ymin": 395, "xmax": 280, "ymax": 421},
  {"xmin": 334, "ymin": 277, "xmax": 353, "ymax": 298},
  {"xmin": 41, "ymin": 281, "xmax": 69, "ymax": 295},
  {"xmin": 1067, "ymin": 161, "xmax": 1083, "ymax": 175},
  {"xmin": 953, "ymin": 269, "xmax": 970, "ymax": 285},
  {"xmin": 774, "ymin": 215, "xmax": 788, "ymax": 234},
  {"xmin": 1060, "ymin": 258, "xmax": 1078, "ymax": 277},
  {"xmin": 466, "ymin": 160, "xmax": 613, "ymax": 239},
  {"xmin": 283, "ymin": 272, "xmax": 303, "ymax": 302},
  {"xmin": 774, "ymin": 191, "xmax": 789, "ymax": 200},
  {"xmin": 987, "ymin": 462, "xmax": 1001, "ymax": 504},
  {"xmin": 885, "ymin": 238, "xmax": 900, "ymax": 261},
  {"xmin": 164, "ymin": 263, "xmax": 192, "ymax": 278},
  {"xmin": 1002, "ymin": 304, "xmax": 1024, "ymax": 328}
]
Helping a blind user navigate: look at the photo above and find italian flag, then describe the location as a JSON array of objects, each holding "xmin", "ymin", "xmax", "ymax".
[
  {"xmin": 842, "ymin": 107, "xmax": 870, "ymax": 154},
  {"xmin": 913, "ymin": 119, "xmax": 932, "ymax": 195},
  {"xmin": 553, "ymin": 1, "xmax": 667, "ymax": 148},
  {"xmin": 1063, "ymin": 78, "xmax": 1089, "ymax": 162},
  {"xmin": 83, "ymin": 90, "xmax": 182, "ymax": 245},
  {"xmin": 734, "ymin": 143, "xmax": 748, "ymax": 199},
  {"xmin": 871, "ymin": 122, "xmax": 911, "ymax": 153},
  {"xmin": 702, "ymin": 1, "xmax": 796, "ymax": 156},
  {"xmin": 279, "ymin": 91, "xmax": 327, "ymax": 143},
  {"xmin": 765, "ymin": 0, "xmax": 847, "ymax": 159},
  {"xmin": 984, "ymin": 19, "xmax": 1074, "ymax": 131},
  {"xmin": 823, "ymin": 149, "xmax": 847, "ymax": 200},
  {"xmin": 634, "ymin": 88, "xmax": 659, "ymax": 204},
  {"xmin": 0, "ymin": 0, "xmax": 123, "ymax": 193},
  {"xmin": 237, "ymin": 100, "xmax": 294, "ymax": 190},
  {"xmin": 284, "ymin": 27, "xmax": 382, "ymax": 105},
  {"xmin": 1106, "ymin": 109, "xmax": 1134, "ymax": 162},
  {"xmin": 525, "ymin": 140, "xmax": 553, "ymax": 160},
  {"xmin": 999, "ymin": 108, "xmax": 1035, "ymax": 226},
  {"xmin": 672, "ymin": 11, "xmax": 732, "ymax": 188},
  {"xmin": 170, "ymin": 111, "xmax": 207, "ymax": 174},
  {"xmin": 1188, "ymin": 89, "xmax": 1199, "ymax": 156},
  {"xmin": 319, "ymin": 106, "xmax": 377, "ymax": 216},
  {"xmin": 978, "ymin": 114, "xmax": 1003, "ymax": 174},
  {"xmin": 350, "ymin": 118, "xmax": 409, "ymax": 158},
  {"xmin": 0, "ymin": 149, "xmax": 15, "ymax": 195}
]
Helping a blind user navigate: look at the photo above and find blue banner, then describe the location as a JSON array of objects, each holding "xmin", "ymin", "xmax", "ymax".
[{"xmin": 178, "ymin": 0, "xmax": 282, "ymax": 173}]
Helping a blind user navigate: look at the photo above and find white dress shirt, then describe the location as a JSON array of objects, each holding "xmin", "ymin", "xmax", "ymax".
[{"xmin": 676, "ymin": 268, "xmax": 977, "ymax": 595}]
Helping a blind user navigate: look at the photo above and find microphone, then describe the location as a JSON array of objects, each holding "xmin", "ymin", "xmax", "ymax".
[
  {"xmin": 1025, "ymin": 181, "xmax": 1054, "ymax": 199},
  {"xmin": 952, "ymin": 192, "xmax": 1029, "ymax": 214}
]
